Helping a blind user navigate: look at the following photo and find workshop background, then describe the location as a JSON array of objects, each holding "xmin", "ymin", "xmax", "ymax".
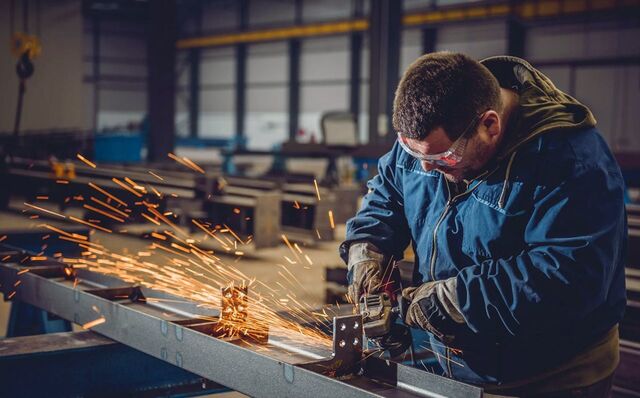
[{"xmin": 0, "ymin": 0, "xmax": 638, "ymax": 397}]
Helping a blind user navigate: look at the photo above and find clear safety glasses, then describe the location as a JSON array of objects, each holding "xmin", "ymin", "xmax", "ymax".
[{"xmin": 397, "ymin": 112, "xmax": 485, "ymax": 167}]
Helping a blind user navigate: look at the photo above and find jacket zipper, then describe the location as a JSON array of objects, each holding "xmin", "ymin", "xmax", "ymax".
[
  {"xmin": 428, "ymin": 171, "xmax": 492, "ymax": 281},
  {"xmin": 429, "ymin": 181, "xmax": 451, "ymax": 280}
]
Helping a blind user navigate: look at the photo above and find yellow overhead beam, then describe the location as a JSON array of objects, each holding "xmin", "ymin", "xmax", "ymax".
[
  {"xmin": 178, "ymin": 19, "xmax": 368, "ymax": 49},
  {"xmin": 177, "ymin": 0, "xmax": 640, "ymax": 49}
]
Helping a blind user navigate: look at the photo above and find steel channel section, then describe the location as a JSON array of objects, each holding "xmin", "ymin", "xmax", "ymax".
[{"xmin": 0, "ymin": 263, "xmax": 482, "ymax": 397}]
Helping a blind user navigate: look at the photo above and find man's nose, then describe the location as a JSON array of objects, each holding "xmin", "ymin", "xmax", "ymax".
[{"xmin": 421, "ymin": 161, "xmax": 436, "ymax": 172}]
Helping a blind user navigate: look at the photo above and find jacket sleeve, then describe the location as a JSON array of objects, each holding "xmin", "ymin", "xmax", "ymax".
[
  {"xmin": 340, "ymin": 143, "xmax": 412, "ymax": 264},
  {"xmin": 453, "ymin": 156, "xmax": 626, "ymax": 338}
]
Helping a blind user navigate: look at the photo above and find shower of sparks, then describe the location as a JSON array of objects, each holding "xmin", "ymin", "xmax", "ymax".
[{"xmin": 21, "ymin": 165, "xmax": 334, "ymax": 352}]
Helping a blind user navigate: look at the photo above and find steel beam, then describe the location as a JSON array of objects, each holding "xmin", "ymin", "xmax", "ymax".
[
  {"xmin": 349, "ymin": 0, "xmax": 364, "ymax": 123},
  {"xmin": 235, "ymin": 0, "xmax": 249, "ymax": 146},
  {"xmin": 421, "ymin": 27, "xmax": 437, "ymax": 55},
  {"xmin": 368, "ymin": 0, "xmax": 402, "ymax": 145},
  {"xmin": 507, "ymin": 17, "xmax": 525, "ymax": 58},
  {"xmin": 188, "ymin": 48, "xmax": 200, "ymax": 139},
  {"xmin": 288, "ymin": 38, "xmax": 301, "ymax": 143},
  {"xmin": 0, "ymin": 257, "xmax": 483, "ymax": 398},
  {"xmin": 147, "ymin": 0, "xmax": 177, "ymax": 161}
]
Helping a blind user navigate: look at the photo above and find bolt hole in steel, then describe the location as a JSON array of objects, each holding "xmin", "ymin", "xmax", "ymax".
[
  {"xmin": 339, "ymin": 340, "xmax": 346, "ymax": 348},
  {"xmin": 340, "ymin": 323, "xmax": 346, "ymax": 331},
  {"xmin": 353, "ymin": 337, "xmax": 359, "ymax": 346},
  {"xmin": 353, "ymin": 321, "xmax": 359, "ymax": 329}
]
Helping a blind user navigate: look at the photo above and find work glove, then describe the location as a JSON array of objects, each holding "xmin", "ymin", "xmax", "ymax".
[
  {"xmin": 402, "ymin": 277, "xmax": 465, "ymax": 344},
  {"xmin": 346, "ymin": 242, "xmax": 385, "ymax": 304}
]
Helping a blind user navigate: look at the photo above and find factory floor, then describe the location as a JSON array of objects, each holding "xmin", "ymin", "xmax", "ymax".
[{"xmin": 0, "ymin": 209, "xmax": 348, "ymax": 398}]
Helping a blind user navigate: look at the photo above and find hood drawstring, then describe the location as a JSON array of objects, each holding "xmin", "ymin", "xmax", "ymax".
[{"xmin": 498, "ymin": 151, "xmax": 518, "ymax": 209}]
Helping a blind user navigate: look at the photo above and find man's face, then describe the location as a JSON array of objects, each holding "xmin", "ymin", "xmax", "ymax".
[{"xmin": 402, "ymin": 122, "xmax": 500, "ymax": 183}]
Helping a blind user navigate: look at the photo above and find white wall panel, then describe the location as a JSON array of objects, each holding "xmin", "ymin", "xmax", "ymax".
[
  {"xmin": 245, "ymin": 87, "xmax": 288, "ymax": 149},
  {"xmin": 302, "ymin": 0, "xmax": 351, "ymax": 22},
  {"xmin": 577, "ymin": 65, "xmax": 640, "ymax": 152},
  {"xmin": 247, "ymin": 87, "xmax": 287, "ymax": 112},
  {"xmin": 249, "ymin": 0, "xmax": 295, "ymax": 26},
  {"xmin": 300, "ymin": 85, "xmax": 349, "ymax": 112},
  {"xmin": 359, "ymin": 82, "xmax": 369, "ymax": 143},
  {"xmin": 201, "ymin": 57, "xmax": 236, "ymax": 85},
  {"xmin": 176, "ymin": 51, "xmax": 190, "ymax": 87},
  {"xmin": 245, "ymin": 113, "xmax": 288, "ymax": 150},
  {"xmin": 618, "ymin": 66, "xmax": 640, "ymax": 151},
  {"xmin": 99, "ymin": 89, "xmax": 146, "ymax": 113},
  {"xmin": 199, "ymin": 113, "xmax": 235, "ymax": 138},
  {"xmin": 99, "ymin": 62, "xmax": 147, "ymax": 78},
  {"xmin": 401, "ymin": 29, "xmax": 422, "ymax": 74},
  {"xmin": 436, "ymin": 21, "xmax": 506, "ymax": 59},
  {"xmin": 526, "ymin": 22, "xmax": 640, "ymax": 61},
  {"xmin": 301, "ymin": 37, "xmax": 349, "ymax": 81},
  {"xmin": 100, "ymin": 35, "xmax": 146, "ymax": 59},
  {"xmin": 202, "ymin": 88, "xmax": 235, "ymax": 112},
  {"xmin": 0, "ymin": 0, "xmax": 87, "ymax": 131},
  {"xmin": 200, "ymin": 88, "xmax": 235, "ymax": 138},
  {"xmin": 202, "ymin": 0, "xmax": 238, "ymax": 31},
  {"xmin": 247, "ymin": 43, "xmax": 288, "ymax": 84},
  {"xmin": 403, "ymin": 0, "xmax": 432, "ymax": 11},
  {"xmin": 300, "ymin": 84, "xmax": 349, "ymax": 142}
]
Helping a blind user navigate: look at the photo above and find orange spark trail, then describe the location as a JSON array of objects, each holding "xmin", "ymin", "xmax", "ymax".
[
  {"xmin": 82, "ymin": 316, "xmax": 106, "ymax": 329},
  {"xmin": 23, "ymin": 202, "xmax": 66, "ymax": 219},
  {"xmin": 83, "ymin": 204, "xmax": 125, "ymax": 223},
  {"xmin": 76, "ymin": 153, "xmax": 96, "ymax": 168},
  {"xmin": 90, "ymin": 197, "xmax": 129, "ymax": 218},
  {"xmin": 313, "ymin": 179, "xmax": 321, "ymax": 201},
  {"xmin": 112, "ymin": 178, "xmax": 143, "ymax": 197},
  {"xmin": 89, "ymin": 183, "xmax": 128, "ymax": 206}
]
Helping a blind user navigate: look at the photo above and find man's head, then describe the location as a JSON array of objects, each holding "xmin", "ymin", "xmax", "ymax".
[{"xmin": 393, "ymin": 52, "xmax": 508, "ymax": 182}]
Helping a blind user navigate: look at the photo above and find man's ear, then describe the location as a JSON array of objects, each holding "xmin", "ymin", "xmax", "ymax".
[{"xmin": 480, "ymin": 110, "xmax": 501, "ymax": 138}]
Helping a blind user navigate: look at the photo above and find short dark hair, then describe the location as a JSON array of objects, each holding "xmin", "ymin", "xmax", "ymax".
[{"xmin": 393, "ymin": 52, "xmax": 501, "ymax": 141}]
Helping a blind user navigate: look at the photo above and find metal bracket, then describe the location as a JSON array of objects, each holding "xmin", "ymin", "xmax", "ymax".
[
  {"xmin": 221, "ymin": 286, "xmax": 248, "ymax": 322},
  {"xmin": 300, "ymin": 314, "xmax": 363, "ymax": 378}
]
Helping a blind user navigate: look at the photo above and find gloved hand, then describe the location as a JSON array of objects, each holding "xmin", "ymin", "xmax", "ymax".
[
  {"xmin": 346, "ymin": 242, "xmax": 385, "ymax": 303},
  {"xmin": 402, "ymin": 277, "xmax": 465, "ymax": 343}
]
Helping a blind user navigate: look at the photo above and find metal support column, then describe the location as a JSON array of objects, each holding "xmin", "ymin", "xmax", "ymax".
[
  {"xmin": 368, "ymin": 0, "xmax": 402, "ymax": 145},
  {"xmin": 421, "ymin": 27, "xmax": 437, "ymax": 54},
  {"xmin": 147, "ymin": 0, "xmax": 177, "ymax": 162},
  {"xmin": 188, "ymin": 48, "xmax": 200, "ymax": 139},
  {"xmin": 349, "ymin": 0, "xmax": 364, "ymax": 123},
  {"xmin": 288, "ymin": 38, "xmax": 301, "ymax": 142},
  {"xmin": 188, "ymin": 1, "xmax": 202, "ymax": 139},
  {"xmin": 507, "ymin": 17, "xmax": 526, "ymax": 57},
  {"xmin": 92, "ymin": 16, "xmax": 101, "ymax": 132},
  {"xmin": 235, "ymin": 0, "xmax": 249, "ymax": 147}
]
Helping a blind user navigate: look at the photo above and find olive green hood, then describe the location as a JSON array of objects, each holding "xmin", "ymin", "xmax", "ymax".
[{"xmin": 480, "ymin": 56, "xmax": 597, "ymax": 160}]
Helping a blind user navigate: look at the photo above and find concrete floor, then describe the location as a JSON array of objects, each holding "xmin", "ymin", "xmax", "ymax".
[{"xmin": 0, "ymin": 208, "xmax": 348, "ymax": 397}]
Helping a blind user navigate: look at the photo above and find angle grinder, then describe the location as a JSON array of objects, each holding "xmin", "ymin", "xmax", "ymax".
[{"xmin": 359, "ymin": 292, "xmax": 412, "ymax": 357}]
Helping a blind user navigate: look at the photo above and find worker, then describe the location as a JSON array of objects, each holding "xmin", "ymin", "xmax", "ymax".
[{"xmin": 342, "ymin": 53, "xmax": 626, "ymax": 397}]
